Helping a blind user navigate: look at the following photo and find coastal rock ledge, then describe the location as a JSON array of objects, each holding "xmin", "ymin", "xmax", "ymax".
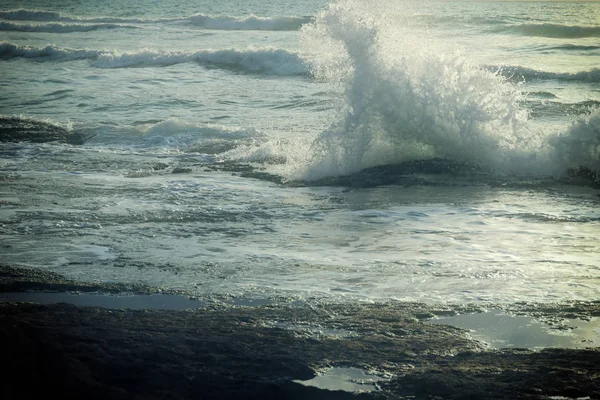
[{"xmin": 1, "ymin": 265, "xmax": 599, "ymax": 400}]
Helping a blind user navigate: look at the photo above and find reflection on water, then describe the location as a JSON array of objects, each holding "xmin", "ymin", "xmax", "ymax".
[
  {"xmin": 429, "ymin": 311, "xmax": 600, "ymax": 349},
  {"xmin": 294, "ymin": 367, "xmax": 386, "ymax": 393}
]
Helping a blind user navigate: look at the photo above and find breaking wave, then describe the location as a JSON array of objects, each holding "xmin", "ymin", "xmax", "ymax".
[
  {"xmin": 291, "ymin": 0, "xmax": 533, "ymax": 181},
  {"xmin": 0, "ymin": 21, "xmax": 137, "ymax": 33},
  {"xmin": 228, "ymin": 0, "xmax": 599, "ymax": 183},
  {"xmin": 548, "ymin": 109, "xmax": 600, "ymax": 177},
  {"xmin": 0, "ymin": 8, "xmax": 312, "ymax": 31},
  {"xmin": 502, "ymin": 23, "xmax": 600, "ymax": 38}
]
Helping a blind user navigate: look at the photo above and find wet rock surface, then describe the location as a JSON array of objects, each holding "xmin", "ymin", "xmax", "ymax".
[{"xmin": 1, "ymin": 265, "xmax": 599, "ymax": 399}]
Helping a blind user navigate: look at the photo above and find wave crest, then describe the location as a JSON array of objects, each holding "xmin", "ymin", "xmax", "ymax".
[
  {"xmin": 187, "ymin": 13, "xmax": 311, "ymax": 31},
  {"xmin": 503, "ymin": 23, "xmax": 600, "ymax": 38},
  {"xmin": 293, "ymin": 0, "xmax": 530, "ymax": 181},
  {"xmin": 92, "ymin": 47, "xmax": 308, "ymax": 75},
  {"xmin": 0, "ymin": 42, "xmax": 308, "ymax": 75},
  {"xmin": 0, "ymin": 42, "xmax": 102, "ymax": 60},
  {"xmin": 0, "ymin": 8, "xmax": 312, "ymax": 31},
  {"xmin": 0, "ymin": 21, "xmax": 136, "ymax": 33},
  {"xmin": 0, "ymin": 9, "xmax": 64, "ymax": 21},
  {"xmin": 488, "ymin": 65, "xmax": 600, "ymax": 83}
]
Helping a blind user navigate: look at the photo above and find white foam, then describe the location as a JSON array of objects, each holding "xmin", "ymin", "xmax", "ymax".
[{"xmin": 291, "ymin": 0, "xmax": 533, "ymax": 180}]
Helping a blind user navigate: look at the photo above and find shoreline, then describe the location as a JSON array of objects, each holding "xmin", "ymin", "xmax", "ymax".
[{"xmin": 1, "ymin": 265, "xmax": 599, "ymax": 399}]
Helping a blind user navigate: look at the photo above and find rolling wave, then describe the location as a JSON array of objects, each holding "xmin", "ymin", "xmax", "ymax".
[
  {"xmin": 0, "ymin": 8, "xmax": 171, "ymax": 23},
  {"xmin": 543, "ymin": 44, "xmax": 600, "ymax": 52},
  {"xmin": 526, "ymin": 100, "xmax": 600, "ymax": 118},
  {"xmin": 0, "ymin": 8, "xmax": 312, "ymax": 31},
  {"xmin": 0, "ymin": 21, "xmax": 137, "ymax": 33},
  {"xmin": 0, "ymin": 42, "xmax": 103, "ymax": 60},
  {"xmin": 93, "ymin": 47, "xmax": 308, "ymax": 75},
  {"xmin": 0, "ymin": 42, "xmax": 308, "ymax": 75},
  {"xmin": 502, "ymin": 23, "xmax": 600, "ymax": 38},
  {"xmin": 487, "ymin": 65, "xmax": 600, "ymax": 83},
  {"xmin": 186, "ymin": 14, "xmax": 311, "ymax": 31}
]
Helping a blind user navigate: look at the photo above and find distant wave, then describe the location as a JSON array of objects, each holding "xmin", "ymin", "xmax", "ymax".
[
  {"xmin": 0, "ymin": 42, "xmax": 308, "ymax": 75},
  {"xmin": 527, "ymin": 100, "xmax": 600, "ymax": 119},
  {"xmin": 543, "ymin": 44, "xmax": 600, "ymax": 52},
  {"xmin": 503, "ymin": 23, "xmax": 600, "ymax": 38},
  {"xmin": 0, "ymin": 42, "xmax": 103, "ymax": 60},
  {"xmin": 0, "ymin": 8, "xmax": 312, "ymax": 31},
  {"xmin": 487, "ymin": 65, "xmax": 600, "ymax": 83},
  {"xmin": 93, "ymin": 47, "xmax": 308, "ymax": 75},
  {"xmin": 0, "ymin": 9, "xmax": 65, "ymax": 21},
  {"xmin": 0, "ymin": 21, "xmax": 137, "ymax": 33},
  {"xmin": 0, "ymin": 8, "xmax": 166, "ymax": 23},
  {"xmin": 186, "ymin": 14, "xmax": 311, "ymax": 31}
]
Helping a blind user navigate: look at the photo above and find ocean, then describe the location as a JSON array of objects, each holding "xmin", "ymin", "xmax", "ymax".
[{"xmin": 1, "ymin": 0, "xmax": 599, "ymax": 306}]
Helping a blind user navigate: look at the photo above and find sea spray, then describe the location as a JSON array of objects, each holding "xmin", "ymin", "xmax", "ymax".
[{"xmin": 294, "ymin": 0, "xmax": 532, "ymax": 181}]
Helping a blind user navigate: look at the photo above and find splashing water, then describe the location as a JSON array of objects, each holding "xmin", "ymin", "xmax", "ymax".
[
  {"xmin": 225, "ymin": 0, "xmax": 599, "ymax": 183},
  {"xmin": 296, "ymin": 0, "xmax": 540, "ymax": 181}
]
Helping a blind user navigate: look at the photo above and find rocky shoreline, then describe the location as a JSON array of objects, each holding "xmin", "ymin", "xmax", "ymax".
[{"xmin": 1, "ymin": 265, "xmax": 599, "ymax": 399}]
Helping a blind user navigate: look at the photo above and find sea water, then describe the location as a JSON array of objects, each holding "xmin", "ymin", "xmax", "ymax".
[{"xmin": 0, "ymin": 0, "xmax": 599, "ymax": 304}]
